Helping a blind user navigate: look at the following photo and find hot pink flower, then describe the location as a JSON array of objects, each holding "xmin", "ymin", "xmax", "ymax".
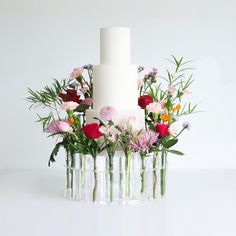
[
  {"xmin": 45, "ymin": 120, "xmax": 72, "ymax": 133},
  {"xmin": 61, "ymin": 101, "xmax": 79, "ymax": 110},
  {"xmin": 146, "ymin": 102, "xmax": 164, "ymax": 114},
  {"xmin": 70, "ymin": 67, "xmax": 83, "ymax": 78},
  {"xmin": 80, "ymin": 87, "xmax": 89, "ymax": 94},
  {"xmin": 99, "ymin": 106, "xmax": 117, "ymax": 121}
]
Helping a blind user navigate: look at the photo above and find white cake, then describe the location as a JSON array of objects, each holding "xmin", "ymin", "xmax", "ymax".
[{"xmin": 86, "ymin": 27, "xmax": 144, "ymax": 129}]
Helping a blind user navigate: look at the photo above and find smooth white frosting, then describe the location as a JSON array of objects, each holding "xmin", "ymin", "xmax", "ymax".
[
  {"xmin": 100, "ymin": 27, "xmax": 130, "ymax": 64},
  {"xmin": 86, "ymin": 27, "xmax": 145, "ymax": 129}
]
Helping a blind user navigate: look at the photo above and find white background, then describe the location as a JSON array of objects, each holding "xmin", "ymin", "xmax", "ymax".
[{"xmin": 1, "ymin": 0, "xmax": 236, "ymax": 169}]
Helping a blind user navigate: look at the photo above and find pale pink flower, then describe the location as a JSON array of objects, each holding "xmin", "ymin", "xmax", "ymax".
[
  {"xmin": 99, "ymin": 106, "xmax": 117, "ymax": 121},
  {"xmin": 80, "ymin": 87, "xmax": 89, "ymax": 94},
  {"xmin": 168, "ymin": 125, "xmax": 177, "ymax": 135},
  {"xmin": 108, "ymin": 135, "xmax": 116, "ymax": 143},
  {"xmin": 61, "ymin": 101, "xmax": 79, "ymax": 110},
  {"xmin": 168, "ymin": 86, "xmax": 177, "ymax": 96},
  {"xmin": 126, "ymin": 116, "xmax": 136, "ymax": 130},
  {"xmin": 137, "ymin": 79, "xmax": 144, "ymax": 89},
  {"xmin": 99, "ymin": 126, "xmax": 111, "ymax": 134},
  {"xmin": 130, "ymin": 130, "xmax": 158, "ymax": 152},
  {"xmin": 146, "ymin": 102, "xmax": 164, "ymax": 114},
  {"xmin": 70, "ymin": 67, "xmax": 83, "ymax": 78},
  {"xmin": 45, "ymin": 120, "xmax": 72, "ymax": 133},
  {"xmin": 183, "ymin": 88, "xmax": 191, "ymax": 95},
  {"xmin": 80, "ymin": 98, "xmax": 93, "ymax": 106},
  {"xmin": 159, "ymin": 100, "xmax": 166, "ymax": 109}
]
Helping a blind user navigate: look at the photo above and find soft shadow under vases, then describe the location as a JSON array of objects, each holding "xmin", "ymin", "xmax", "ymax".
[{"xmin": 64, "ymin": 151, "xmax": 168, "ymax": 204}]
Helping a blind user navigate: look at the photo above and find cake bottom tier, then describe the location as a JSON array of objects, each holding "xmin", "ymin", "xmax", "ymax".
[{"xmin": 86, "ymin": 108, "xmax": 145, "ymax": 130}]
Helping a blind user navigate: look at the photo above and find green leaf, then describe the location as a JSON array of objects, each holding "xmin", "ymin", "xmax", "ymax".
[
  {"xmin": 168, "ymin": 150, "xmax": 184, "ymax": 155},
  {"xmin": 163, "ymin": 138, "xmax": 178, "ymax": 148},
  {"xmin": 48, "ymin": 142, "xmax": 64, "ymax": 166}
]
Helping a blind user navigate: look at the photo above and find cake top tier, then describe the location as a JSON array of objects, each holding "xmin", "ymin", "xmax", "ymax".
[{"xmin": 100, "ymin": 27, "xmax": 131, "ymax": 65}]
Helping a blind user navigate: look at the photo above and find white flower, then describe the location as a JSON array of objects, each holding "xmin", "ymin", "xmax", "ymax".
[{"xmin": 182, "ymin": 122, "xmax": 191, "ymax": 130}]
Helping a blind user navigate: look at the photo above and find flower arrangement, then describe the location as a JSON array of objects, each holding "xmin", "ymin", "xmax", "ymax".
[{"xmin": 27, "ymin": 56, "xmax": 198, "ymax": 202}]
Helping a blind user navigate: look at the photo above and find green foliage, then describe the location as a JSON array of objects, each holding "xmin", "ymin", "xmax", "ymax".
[{"xmin": 168, "ymin": 150, "xmax": 184, "ymax": 155}]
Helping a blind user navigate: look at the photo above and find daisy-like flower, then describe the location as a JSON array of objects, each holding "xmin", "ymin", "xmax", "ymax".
[{"xmin": 130, "ymin": 130, "xmax": 158, "ymax": 152}]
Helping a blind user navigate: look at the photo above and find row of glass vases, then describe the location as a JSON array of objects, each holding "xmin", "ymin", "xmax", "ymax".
[{"xmin": 64, "ymin": 151, "xmax": 167, "ymax": 204}]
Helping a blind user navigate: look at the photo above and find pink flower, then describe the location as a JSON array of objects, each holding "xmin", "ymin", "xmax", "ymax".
[
  {"xmin": 61, "ymin": 101, "xmax": 79, "ymax": 110},
  {"xmin": 168, "ymin": 86, "xmax": 177, "ymax": 96},
  {"xmin": 99, "ymin": 106, "xmax": 117, "ymax": 121},
  {"xmin": 137, "ymin": 79, "xmax": 144, "ymax": 89},
  {"xmin": 126, "ymin": 116, "xmax": 136, "ymax": 130},
  {"xmin": 168, "ymin": 125, "xmax": 177, "ymax": 135},
  {"xmin": 45, "ymin": 120, "xmax": 72, "ymax": 133},
  {"xmin": 80, "ymin": 98, "xmax": 93, "ymax": 106},
  {"xmin": 70, "ymin": 68, "xmax": 83, "ymax": 78},
  {"xmin": 80, "ymin": 87, "xmax": 89, "ymax": 94},
  {"xmin": 99, "ymin": 126, "xmax": 110, "ymax": 134},
  {"xmin": 183, "ymin": 89, "xmax": 190, "ymax": 95},
  {"xmin": 146, "ymin": 102, "xmax": 164, "ymax": 114},
  {"xmin": 108, "ymin": 135, "xmax": 116, "ymax": 143},
  {"xmin": 159, "ymin": 100, "xmax": 166, "ymax": 109},
  {"xmin": 130, "ymin": 130, "xmax": 158, "ymax": 152}
]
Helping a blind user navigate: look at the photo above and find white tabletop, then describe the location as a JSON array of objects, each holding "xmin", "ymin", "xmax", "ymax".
[{"xmin": 0, "ymin": 169, "xmax": 235, "ymax": 236}]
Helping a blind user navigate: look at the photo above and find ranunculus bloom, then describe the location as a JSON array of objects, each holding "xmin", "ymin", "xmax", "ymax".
[
  {"xmin": 156, "ymin": 123, "xmax": 170, "ymax": 137},
  {"xmin": 80, "ymin": 98, "xmax": 93, "ymax": 106},
  {"xmin": 138, "ymin": 95, "xmax": 153, "ymax": 109},
  {"xmin": 70, "ymin": 67, "xmax": 83, "ymax": 78},
  {"xmin": 146, "ymin": 102, "xmax": 164, "ymax": 114},
  {"xmin": 82, "ymin": 123, "xmax": 104, "ymax": 139},
  {"xmin": 99, "ymin": 106, "xmax": 117, "ymax": 121},
  {"xmin": 80, "ymin": 87, "xmax": 89, "ymax": 94},
  {"xmin": 61, "ymin": 101, "xmax": 79, "ymax": 110},
  {"xmin": 45, "ymin": 120, "xmax": 72, "ymax": 133},
  {"xmin": 59, "ymin": 89, "xmax": 81, "ymax": 103}
]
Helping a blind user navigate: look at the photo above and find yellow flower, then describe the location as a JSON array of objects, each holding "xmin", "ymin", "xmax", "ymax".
[
  {"xmin": 161, "ymin": 114, "xmax": 171, "ymax": 122},
  {"xmin": 172, "ymin": 104, "xmax": 181, "ymax": 112}
]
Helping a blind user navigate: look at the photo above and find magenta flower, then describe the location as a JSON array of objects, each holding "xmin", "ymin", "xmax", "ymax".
[
  {"xmin": 61, "ymin": 101, "xmax": 79, "ymax": 110},
  {"xmin": 45, "ymin": 120, "xmax": 72, "ymax": 133},
  {"xmin": 130, "ymin": 130, "xmax": 159, "ymax": 152},
  {"xmin": 99, "ymin": 106, "xmax": 117, "ymax": 121}
]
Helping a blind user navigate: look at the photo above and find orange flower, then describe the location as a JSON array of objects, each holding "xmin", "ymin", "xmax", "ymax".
[
  {"xmin": 68, "ymin": 117, "xmax": 75, "ymax": 125},
  {"xmin": 161, "ymin": 114, "xmax": 171, "ymax": 122},
  {"xmin": 172, "ymin": 104, "xmax": 181, "ymax": 112}
]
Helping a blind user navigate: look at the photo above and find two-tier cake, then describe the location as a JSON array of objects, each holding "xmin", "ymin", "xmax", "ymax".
[{"xmin": 86, "ymin": 27, "xmax": 144, "ymax": 129}]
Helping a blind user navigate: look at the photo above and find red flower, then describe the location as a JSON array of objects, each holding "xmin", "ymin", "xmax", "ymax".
[
  {"xmin": 138, "ymin": 95, "xmax": 153, "ymax": 109},
  {"xmin": 82, "ymin": 123, "xmax": 104, "ymax": 139},
  {"xmin": 59, "ymin": 89, "xmax": 81, "ymax": 103},
  {"xmin": 156, "ymin": 123, "xmax": 170, "ymax": 137}
]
